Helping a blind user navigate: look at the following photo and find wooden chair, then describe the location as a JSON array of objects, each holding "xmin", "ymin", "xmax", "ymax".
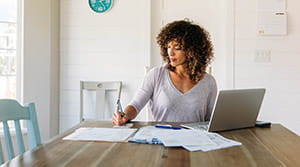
[
  {"xmin": 0, "ymin": 99, "xmax": 41, "ymax": 164},
  {"xmin": 80, "ymin": 81, "xmax": 122, "ymax": 122}
]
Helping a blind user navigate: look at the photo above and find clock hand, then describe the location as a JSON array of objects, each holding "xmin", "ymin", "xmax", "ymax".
[{"xmin": 99, "ymin": 0, "xmax": 106, "ymax": 8}]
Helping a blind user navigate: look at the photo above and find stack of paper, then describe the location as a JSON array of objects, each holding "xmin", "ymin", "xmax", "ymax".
[
  {"xmin": 129, "ymin": 126, "xmax": 241, "ymax": 152},
  {"xmin": 63, "ymin": 127, "xmax": 137, "ymax": 142}
]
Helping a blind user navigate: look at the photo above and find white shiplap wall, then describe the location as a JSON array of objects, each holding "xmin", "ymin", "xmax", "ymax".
[
  {"xmin": 234, "ymin": 0, "xmax": 300, "ymax": 135},
  {"xmin": 59, "ymin": 0, "xmax": 150, "ymax": 132},
  {"xmin": 151, "ymin": 0, "xmax": 300, "ymax": 135},
  {"xmin": 158, "ymin": 0, "xmax": 231, "ymax": 90},
  {"xmin": 60, "ymin": 0, "xmax": 300, "ymax": 135}
]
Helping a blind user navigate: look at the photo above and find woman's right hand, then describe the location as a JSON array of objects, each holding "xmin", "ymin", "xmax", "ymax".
[{"xmin": 112, "ymin": 111, "xmax": 129, "ymax": 126}]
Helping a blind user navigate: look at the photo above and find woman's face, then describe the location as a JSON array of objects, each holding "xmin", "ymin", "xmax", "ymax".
[{"xmin": 167, "ymin": 40, "xmax": 186, "ymax": 67}]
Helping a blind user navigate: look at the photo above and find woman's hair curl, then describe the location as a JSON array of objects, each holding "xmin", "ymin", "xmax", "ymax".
[{"xmin": 156, "ymin": 19, "xmax": 214, "ymax": 82}]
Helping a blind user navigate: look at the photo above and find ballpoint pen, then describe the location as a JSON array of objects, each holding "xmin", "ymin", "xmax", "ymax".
[
  {"xmin": 116, "ymin": 82, "xmax": 125, "ymax": 117},
  {"xmin": 155, "ymin": 125, "xmax": 181, "ymax": 130},
  {"xmin": 116, "ymin": 98, "xmax": 125, "ymax": 117}
]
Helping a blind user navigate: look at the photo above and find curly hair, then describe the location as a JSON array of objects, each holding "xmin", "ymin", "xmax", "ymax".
[{"xmin": 156, "ymin": 19, "xmax": 214, "ymax": 82}]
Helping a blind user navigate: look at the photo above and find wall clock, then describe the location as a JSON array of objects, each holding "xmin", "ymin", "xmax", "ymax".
[{"xmin": 88, "ymin": 0, "xmax": 113, "ymax": 13}]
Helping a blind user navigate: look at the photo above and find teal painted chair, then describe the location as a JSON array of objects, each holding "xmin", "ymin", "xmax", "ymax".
[{"xmin": 0, "ymin": 99, "xmax": 41, "ymax": 165}]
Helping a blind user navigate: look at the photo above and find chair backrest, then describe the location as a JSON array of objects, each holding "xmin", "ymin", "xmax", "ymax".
[
  {"xmin": 80, "ymin": 81, "xmax": 122, "ymax": 122},
  {"xmin": 0, "ymin": 99, "xmax": 41, "ymax": 165}
]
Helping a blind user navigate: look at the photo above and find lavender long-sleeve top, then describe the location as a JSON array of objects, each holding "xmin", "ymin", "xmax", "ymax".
[{"xmin": 129, "ymin": 65, "xmax": 217, "ymax": 122}]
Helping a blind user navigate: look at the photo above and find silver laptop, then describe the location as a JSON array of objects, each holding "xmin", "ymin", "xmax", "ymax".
[{"xmin": 181, "ymin": 88, "xmax": 266, "ymax": 132}]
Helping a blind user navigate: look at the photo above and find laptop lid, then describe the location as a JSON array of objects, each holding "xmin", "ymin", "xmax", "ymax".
[{"xmin": 207, "ymin": 88, "xmax": 265, "ymax": 132}]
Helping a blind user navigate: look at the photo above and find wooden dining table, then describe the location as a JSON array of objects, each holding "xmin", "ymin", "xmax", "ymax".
[{"xmin": 1, "ymin": 121, "xmax": 300, "ymax": 167}]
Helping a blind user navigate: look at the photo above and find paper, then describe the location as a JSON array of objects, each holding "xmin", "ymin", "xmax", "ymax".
[
  {"xmin": 129, "ymin": 126, "xmax": 242, "ymax": 152},
  {"xmin": 159, "ymin": 130, "xmax": 216, "ymax": 147},
  {"xmin": 128, "ymin": 126, "xmax": 163, "ymax": 144},
  {"xmin": 63, "ymin": 127, "xmax": 137, "ymax": 142},
  {"xmin": 182, "ymin": 132, "xmax": 242, "ymax": 152},
  {"xmin": 113, "ymin": 123, "xmax": 134, "ymax": 129},
  {"xmin": 257, "ymin": 11, "xmax": 287, "ymax": 35},
  {"xmin": 257, "ymin": 0, "xmax": 287, "ymax": 35}
]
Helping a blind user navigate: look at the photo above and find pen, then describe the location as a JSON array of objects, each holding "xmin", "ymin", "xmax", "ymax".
[
  {"xmin": 116, "ymin": 83, "xmax": 125, "ymax": 117},
  {"xmin": 116, "ymin": 98, "xmax": 125, "ymax": 117},
  {"xmin": 155, "ymin": 125, "xmax": 181, "ymax": 130}
]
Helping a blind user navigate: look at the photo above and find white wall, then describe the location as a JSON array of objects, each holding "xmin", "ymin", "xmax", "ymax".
[
  {"xmin": 59, "ymin": 0, "xmax": 300, "ymax": 135},
  {"xmin": 0, "ymin": 133, "xmax": 28, "ymax": 162},
  {"xmin": 60, "ymin": 0, "xmax": 231, "ymax": 132},
  {"xmin": 154, "ymin": 0, "xmax": 231, "ymax": 90},
  {"xmin": 150, "ymin": 0, "xmax": 300, "ymax": 135},
  {"xmin": 15, "ymin": 0, "xmax": 300, "ymax": 143},
  {"xmin": 23, "ymin": 0, "xmax": 60, "ymax": 141},
  {"xmin": 234, "ymin": 0, "xmax": 300, "ymax": 135},
  {"xmin": 59, "ymin": 0, "xmax": 151, "ymax": 132}
]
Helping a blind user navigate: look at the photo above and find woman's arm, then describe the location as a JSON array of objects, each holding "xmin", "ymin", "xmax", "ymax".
[
  {"xmin": 111, "ymin": 66, "xmax": 160, "ymax": 125},
  {"xmin": 112, "ymin": 105, "xmax": 137, "ymax": 126},
  {"xmin": 205, "ymin": 75, "xmax": 218, "ymax": 121}
]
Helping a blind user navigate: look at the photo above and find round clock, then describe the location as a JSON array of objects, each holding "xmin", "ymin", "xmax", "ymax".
[{"xmin": 88, "ymin": 0, "xmax": 113, "ymax": 13}]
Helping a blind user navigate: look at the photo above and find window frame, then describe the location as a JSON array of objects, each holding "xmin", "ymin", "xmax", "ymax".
[{"xmin": 16, "ymin": 0, "xmax": 23, "ymax": 102}]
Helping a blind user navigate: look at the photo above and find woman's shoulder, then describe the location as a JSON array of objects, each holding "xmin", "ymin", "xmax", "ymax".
[
  {"xmin": 147, "ymin": 64, "xmax": 168, "ymax": 76},
  {"xmin": 202, "ymin": 73, "xmax": 215, "ymax": 81},
  {"xmin": 144, "ymin": 64, "xmax": 168, "ymax": 84},
  {"xmin": 201, "ymin": 73, "xmax": 217, "ymax": 87}
]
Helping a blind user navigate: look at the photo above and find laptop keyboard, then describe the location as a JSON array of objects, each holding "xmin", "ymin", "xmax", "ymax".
[{"xmin": 181, "ymin": 122, "xmax": 209, "ymax": 130}]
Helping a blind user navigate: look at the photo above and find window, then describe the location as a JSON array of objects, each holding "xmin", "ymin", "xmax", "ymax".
[
  {"xmin": 0, "ymin": 0, "xmax": 17, "ymax": 99},
  {"xmin": 0, "ymin": 0, "xmax": 19, "ymax": 130},
  {"xmin": 0, "ymin": 22, "xmax": 16, "ymax": 99}
]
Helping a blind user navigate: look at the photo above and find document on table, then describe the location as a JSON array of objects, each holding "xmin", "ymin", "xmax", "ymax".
[
  {"xmin": 63, "ymin": 127, "xmax": 137, "ymax": 142},
  {"xmin": 129, "ymin": 126, "xmax": 241, "ymax": 152},
  {"xmin": 182, "ymin": 132, "xmax": 242, "ymax": 152}
]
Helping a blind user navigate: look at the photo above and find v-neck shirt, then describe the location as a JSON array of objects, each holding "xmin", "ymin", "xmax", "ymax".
[{"xmin": 129, "ymin": 65, "xmax": 217, "ymax": 122}]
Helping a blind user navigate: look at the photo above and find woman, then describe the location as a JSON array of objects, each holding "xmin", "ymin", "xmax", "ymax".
[{"xmin": 112, "ymin": 19, "xmax": 217, "ymax": 126}]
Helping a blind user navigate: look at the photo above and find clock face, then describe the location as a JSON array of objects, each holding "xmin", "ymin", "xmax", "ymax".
[{"xmin": 89, "ymin": 0, "xmax": 113, "ymax": 13}]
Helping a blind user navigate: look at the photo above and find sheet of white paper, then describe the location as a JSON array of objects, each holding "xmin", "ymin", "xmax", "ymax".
[
  {"xmin": 130, "ymin": 126, "xmax": 242, "ymax": 152},
  {"xmin": 257, "ymin": 11, "xmax": 287, "ymax": 35},
  {"xmin": 183, "ymin": 132, "xmax": 242, "ymax": 152},
  {"xmin": 63, "ymin": 127, "xmax": 137, "ymax": 142},
  {"xmin": 113, "ymin": 123, "xmax": 134, "ymax": 129},
  {"xmin": 158, "ymin": 130, "xmax": 217, "ymax": 147},
  {"xmin": 131, "ymin": 126, "xmax": 165, "ymax": 138}
]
